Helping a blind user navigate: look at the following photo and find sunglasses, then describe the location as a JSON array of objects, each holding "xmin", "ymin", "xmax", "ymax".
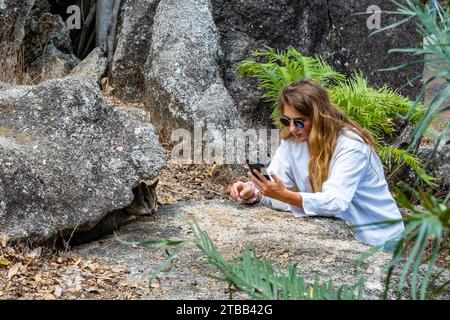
[{"xmin": 280, "ymin": 116, "xmax": 305, "ymax": 129}]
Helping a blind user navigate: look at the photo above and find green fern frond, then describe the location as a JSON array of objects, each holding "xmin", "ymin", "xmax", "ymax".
[
  {"xmin": 329, "ymin": 72, "xmax": 422, "ymax": 140},
  {"xmin": 379, "ymin": 147, "xmax": 437, "ymax": 186},
  {"xmin": 237, "ymin": 47, "xmax": 422, "ymax": 133},
  {"xmin": 237, "ymin": 46, "xmax": 346, "ymax": 127}
]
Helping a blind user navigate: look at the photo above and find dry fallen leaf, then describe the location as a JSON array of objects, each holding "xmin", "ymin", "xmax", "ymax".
[
  {"xmin": 165, "ymin": 195, "xmax": 174, "ymax": 204},
  {"xmin": 43, "ymin": 293, "xmax": 55, "ymax": 300},
  {"xmin": 87, "ymin": 287, "xmax": 100, "ymax": 293},
  {"xmin": 7, "ymin": 263, "xmax": 21, "ymax": 279},
  {"xmin": 0, "ymin": 257, "xmax": 11, "ymax": 267},
  {"xmin": 0, "ymin": 235, "xmax": 8, "ymax": 247},
  {"xmin": 53, "ymin": 285, "xmax": 63, "ymax": 298},
  {"xmin": 32, "ymin": 274, "xmax": 42, "ymax": 282}
]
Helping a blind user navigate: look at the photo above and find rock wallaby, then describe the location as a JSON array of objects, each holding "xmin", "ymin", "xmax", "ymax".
[
  {"xmin": 67, "ymin": 179, "xmax": 159, "ymax": 245},
  {"xmin": 124, "ymin": 179, "xmax": 159, "ymax": 216},
  {"xmin": 99, "ymin": 178, "xmax": 160, "ymax": 230}
]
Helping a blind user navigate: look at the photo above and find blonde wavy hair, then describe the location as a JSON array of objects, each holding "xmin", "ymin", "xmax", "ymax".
[{"xmin": 277, "ymin": 79, "xmax": 377, "ymax": 192}]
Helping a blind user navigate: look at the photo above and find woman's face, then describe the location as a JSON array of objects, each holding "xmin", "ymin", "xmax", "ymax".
[{"xmin": 283, "ymin": 104, "xmax": 312, "ymax": 142}]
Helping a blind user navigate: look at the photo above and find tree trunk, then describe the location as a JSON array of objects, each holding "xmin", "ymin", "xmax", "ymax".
[
  {"xmin": 96, "ymin": 0, "xmax": 115, "ymax": 52},
  {"xmin": 107, "ymin": 0, "xmax": 122, "ymax": 78}
]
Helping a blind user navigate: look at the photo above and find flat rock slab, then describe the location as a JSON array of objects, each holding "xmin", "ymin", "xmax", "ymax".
[{"xmin": 74, "ymin": 200, "xmax": 391, "ymax": 299}]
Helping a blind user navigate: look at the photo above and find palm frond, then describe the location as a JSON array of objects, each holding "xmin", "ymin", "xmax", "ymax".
[
  {"xmin": 189, "ymin": 221, "xmax": 365, "ymax": 300},
  {"xmin": 382, "ymin": 191, "xmax": 450, "ymax": 300}
]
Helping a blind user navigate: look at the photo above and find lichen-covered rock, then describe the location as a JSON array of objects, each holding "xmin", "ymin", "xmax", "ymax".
[
  {"xmin": 38, "ymin": 43, "xmax": 80, "ymax": 80},
  {"xmin": 0, "ymin": 76, "xmax": 165, "ymax": 245},
  {"xmin": 144, "ymin": 0, "xmax": 243, "ymax": 131}
]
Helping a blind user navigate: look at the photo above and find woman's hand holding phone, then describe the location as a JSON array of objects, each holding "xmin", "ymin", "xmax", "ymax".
[
  {"xmin": 248, "ymin": 169, "xmax": 288, "ymax": 202},
  {"xmin": 230, "ymin": 161, "xmax": 290, "ymax": 204}
]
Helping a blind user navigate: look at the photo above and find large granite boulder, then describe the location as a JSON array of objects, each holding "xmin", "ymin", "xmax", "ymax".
[
  {"xmin": 111, "ymin": 0, "xmax": 160, "ymax": 99},
  {"xmin": 212, "ymin": 0, "xmax": 330, "ymax": 56},
  {"xmin": 0, "ymin": 76, "xmax": 165, "ymax": 245},
  {"xmin": 324, "ymin": 0, "xmax": 422, "ymax": 99},
  {"xmin": 144, "ymin": 0, "xmax": 243, "ymax": 131}
]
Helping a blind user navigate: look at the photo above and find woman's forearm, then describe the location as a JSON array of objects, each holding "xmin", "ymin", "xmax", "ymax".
[
  {"xmin": 280, "ymin": 190, "xmax": 304, "ymax": 210},
  {"xmin": 263, "ymin": 189, "xmax": 303, "ymax": 210}
]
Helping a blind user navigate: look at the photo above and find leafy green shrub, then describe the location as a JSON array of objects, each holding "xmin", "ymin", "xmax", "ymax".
[{"xmin": 370, "ymin": 0, "xmax": 450, "ymax": 176}]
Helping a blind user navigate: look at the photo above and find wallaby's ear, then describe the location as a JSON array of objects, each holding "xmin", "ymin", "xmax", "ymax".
[
  {"xmin": 151, "ymin": 178, "xmax": 159, "ymax": 188},
  {"xmin": 139, "ymin": 181, "xmax": 147, "ymax": 191}
]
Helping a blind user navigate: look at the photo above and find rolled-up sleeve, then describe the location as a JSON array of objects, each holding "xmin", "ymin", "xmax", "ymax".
[{"xmin": 300, "ymin": 148, "xmax": 368, "ymax": 217}]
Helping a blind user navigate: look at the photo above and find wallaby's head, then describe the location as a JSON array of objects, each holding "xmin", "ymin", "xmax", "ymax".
[
  {"xmin": 126, "ymin": 178, "xmax": 159, "ymax": 216},
  {"xmin": 141, "ymin": 178, "xmax": 158, "ymax": 215}
]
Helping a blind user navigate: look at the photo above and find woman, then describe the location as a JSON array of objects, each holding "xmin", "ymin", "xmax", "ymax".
[{"xmin": 230, "ymin": 79, "xmax": 404, "ymax": 250}]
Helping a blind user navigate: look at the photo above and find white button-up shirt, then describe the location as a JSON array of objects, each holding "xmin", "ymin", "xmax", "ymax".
[{"xmin": 261, "ymin": 130, "xmax": 405, "ymax": 246}]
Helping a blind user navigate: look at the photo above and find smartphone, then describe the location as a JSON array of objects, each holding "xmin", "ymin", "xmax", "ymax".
[{"xmin": 246, "ymin": 160, "xmax": 271, "ymax": 180}]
